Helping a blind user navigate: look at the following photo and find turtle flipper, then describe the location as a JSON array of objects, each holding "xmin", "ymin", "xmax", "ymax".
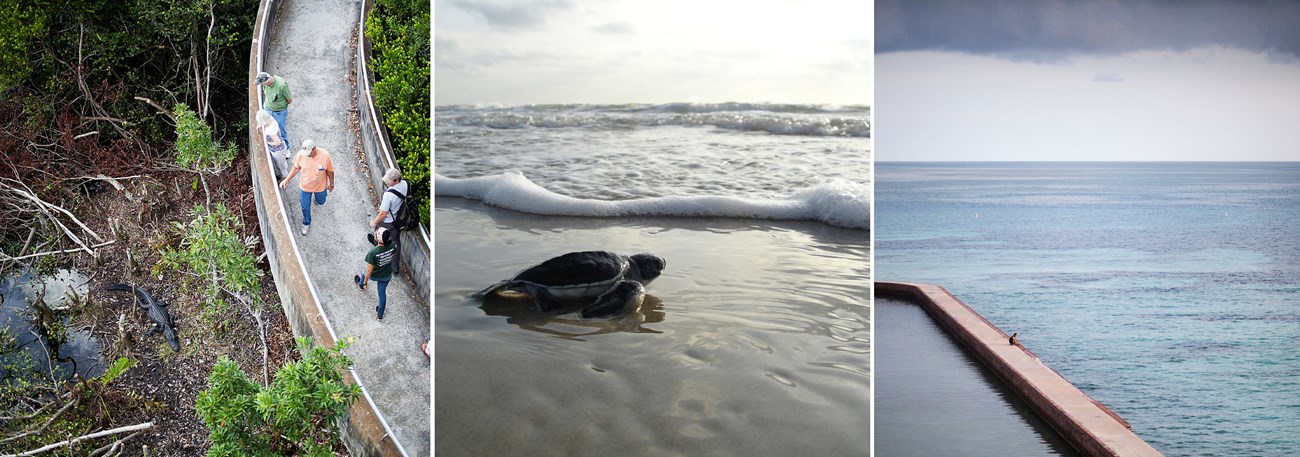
[
  {"xmin": 524, "ymin": 283, "xmax": 566, "ymax": 312},
  {"xmin": 580, "ymin": 280, "xmax": 645, "ymax": 319},
  {"xmin": 472, "ymin": 279, "xmax": 514, "ymax": 299}
]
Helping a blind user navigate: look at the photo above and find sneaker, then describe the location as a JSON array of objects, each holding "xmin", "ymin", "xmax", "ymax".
[
  {"xmin": 354, "ymin": 275, "xmax": 364, "ymax": 290},
  {"xmin": 376, "ymin": 306, "xmax": 383, "ymax": 320},
  {"xmin": 300, "ymin": 224, "xmax": 310, "ymax": 236}
]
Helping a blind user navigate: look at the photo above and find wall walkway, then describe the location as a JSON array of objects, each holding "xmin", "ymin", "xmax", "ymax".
[{"xmin": 248, "ymin": 0, "xmax": 430, "ymax": 455}]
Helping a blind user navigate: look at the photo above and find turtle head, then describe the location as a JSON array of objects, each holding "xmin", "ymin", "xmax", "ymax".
[{"xmin": 628, "ymin": 253, "xmax": 666, "ymax": 284}]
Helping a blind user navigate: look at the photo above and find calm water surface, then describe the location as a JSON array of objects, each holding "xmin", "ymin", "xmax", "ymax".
[{"xmin": 875, "ymin": 298, "xmax": 1077, "ymax": 456}]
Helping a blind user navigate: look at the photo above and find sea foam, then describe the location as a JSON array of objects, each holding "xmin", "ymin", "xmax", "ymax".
[
  {"xmin": 435, "ymin": 171, "xmax": 870, "ymax": 230},
  {"xmin": 437, "ymin": 103, "xmax": 870, "ymax": 138}
]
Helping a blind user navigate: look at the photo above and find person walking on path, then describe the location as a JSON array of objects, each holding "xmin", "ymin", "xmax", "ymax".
[
  {"xmin": 369, "ymin": 167, "xmax": 408, "ymax": 272},
  {"xmin": 256, "ymin": 72, "xmax": 292, "ymax": 146},
  {"xmin": 255, "ymin": 109, "xmax": 291, "ymax": 179},
  {"xmin": 355, "ymin": 227, "xmax": 396, "ymax": 320},
  {"xmin": 280, "ymin": 139, "xmax": 335, "ymax": 236}
]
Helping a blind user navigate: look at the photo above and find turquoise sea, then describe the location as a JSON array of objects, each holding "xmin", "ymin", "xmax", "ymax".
[{"xmin": 875, "ymin": 162, "xmax": 1300, "ymax": 456}]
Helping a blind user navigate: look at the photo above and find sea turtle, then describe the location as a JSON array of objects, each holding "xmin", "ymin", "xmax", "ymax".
[{"xmin": 472, "ymin": 251, "xmax": 666, "ymax": 318}]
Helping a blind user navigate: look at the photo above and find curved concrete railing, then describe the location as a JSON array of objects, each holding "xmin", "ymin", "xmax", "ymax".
[
  {"xmin": 248, "ymin": 1, "xmax": 410, "ymax": 456},
  {"xmin": 875, "ymin": 281, "xmax": 1163, "ymax": 457},
  {"xmin": 353, "ymin": 0, "xmax": 431, "ymax": 305}
]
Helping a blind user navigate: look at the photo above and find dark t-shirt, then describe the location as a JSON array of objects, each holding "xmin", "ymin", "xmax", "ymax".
[{"xmin": 365, "ymin": 244, "xmax": 395, "ymax": 280}]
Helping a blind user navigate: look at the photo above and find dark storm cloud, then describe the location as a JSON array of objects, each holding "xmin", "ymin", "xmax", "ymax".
[
  {"xmin": 877, "ymin": 0, "xmax": 1300, "ymax": 61},
  {"xmin": 450, "ymin": 0, "xmax": 573, "ymax": 29}
]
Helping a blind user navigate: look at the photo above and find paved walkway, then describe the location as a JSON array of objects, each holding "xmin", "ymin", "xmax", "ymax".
[{"xmin": 264, "ymin": 1, "xmax": 430, "ymax": 455}]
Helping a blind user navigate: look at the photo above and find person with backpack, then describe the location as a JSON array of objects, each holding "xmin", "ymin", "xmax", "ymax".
[{"xmin": 370, "ymin": 167, "xmax": 409, "ymax": 272}]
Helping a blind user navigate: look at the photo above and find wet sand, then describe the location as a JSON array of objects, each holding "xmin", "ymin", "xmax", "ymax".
[{"xmin": 434, "ymin": 197, "xmax": 870, "ymax": 456}]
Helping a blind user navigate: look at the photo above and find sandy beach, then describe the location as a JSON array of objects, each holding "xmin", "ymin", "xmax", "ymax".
[{"xmin": 434, "ymin": 197, "xmax": 870, "ymax": 456}]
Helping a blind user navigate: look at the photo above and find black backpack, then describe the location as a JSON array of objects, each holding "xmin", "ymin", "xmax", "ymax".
[{"xmin": 385, "ymin": 182, "xmax": 420, "ymax": 231}]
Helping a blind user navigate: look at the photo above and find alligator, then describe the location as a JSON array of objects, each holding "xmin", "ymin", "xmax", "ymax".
[{"xmin": 106, "ymin": 283, "xmax": 180, "ymax": 351}]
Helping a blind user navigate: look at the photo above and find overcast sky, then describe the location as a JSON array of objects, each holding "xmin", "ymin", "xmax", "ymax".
[
  {"xmin": 877, "ymin": 0, "xmax": 1300, "ymax": 161},
  {"xmin": 434, "ymin": 0, "xmax": 871, "ymax": 106}
]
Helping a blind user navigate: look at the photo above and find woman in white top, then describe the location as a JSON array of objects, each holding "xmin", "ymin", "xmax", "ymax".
[{"xmin": 255, "ymin": 109, "xmax": 291, "ymax": 178}]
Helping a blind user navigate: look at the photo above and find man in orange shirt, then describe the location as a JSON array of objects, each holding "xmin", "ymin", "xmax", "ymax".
[{"xmin": 279, "ymin": 139, "xmax": 336, "ymax": 236}]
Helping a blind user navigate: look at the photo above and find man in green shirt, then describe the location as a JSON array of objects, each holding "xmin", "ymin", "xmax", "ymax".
[
  {"xmin": 256, "ymin": 72, "xmax": 292, "ymax": 146},
  {"xmin": 354, "ymin": 227, "xmax": 395, "ymax": 320}
]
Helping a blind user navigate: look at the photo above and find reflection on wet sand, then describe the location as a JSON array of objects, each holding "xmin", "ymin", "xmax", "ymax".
[{"xmin": 479, "ymin": 292, "xmax": 666, "ymax": 339}]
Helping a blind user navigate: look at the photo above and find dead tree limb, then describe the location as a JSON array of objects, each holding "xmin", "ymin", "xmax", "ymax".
[
  {"xmin": 12, "ymin": 422, "xmax": 153, "ymax": 456},
  {"xmin": 0, "ymin": 397, "xmax": 78, "ymax": 445},
  {"xmin": 133, "ymin": 97, "xmax": 176, "ymax": 124},
  {"xmin": 0, "ymin": 240, "xmax": 115, "ymax": 262},
  {"xmin": 88, "ymin": 430, "xmax": 144, "ymax": 457}
]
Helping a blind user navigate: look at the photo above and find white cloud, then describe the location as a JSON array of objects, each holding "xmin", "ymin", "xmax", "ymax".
[{"xmin": 434, "ymin": 0, "xmax": 872, "ymax": 105}]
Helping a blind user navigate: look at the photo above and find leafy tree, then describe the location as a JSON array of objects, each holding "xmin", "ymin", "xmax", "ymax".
[
  {"xmin": 367, "ymin": 0, "xmax": 430, "ymax": 224},
  {"xmin": 196, "ymin": 337, "xmax": 361, "ymax": 457}
]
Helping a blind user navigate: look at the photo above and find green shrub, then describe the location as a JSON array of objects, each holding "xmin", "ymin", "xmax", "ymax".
[
  {"xmin": 196, "ymin": 336, "xmax": 361, "ymax": 457},
  {"xmin": 367, "ymin": 0, "xmax": 430, "ymax": 224},
  {"xmin": 158, "ymin": 203, "xmax": 262, "ymax": 320},
  {"xmin": 174, "ymin": 103, "xmax": 237, "ymax": 170}
]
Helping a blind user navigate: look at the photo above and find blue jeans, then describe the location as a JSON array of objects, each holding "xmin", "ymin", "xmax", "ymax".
[
  {"xmin": 267, "ymin": 108, "xmax": 289, "ymax": 146},
  {"xmin": 373, "ymin": 275, "xmax": 391, "ymax": 317},
  {"xmin": 299, "ymin": 189, "xmax": 328, "ymax": 226}
]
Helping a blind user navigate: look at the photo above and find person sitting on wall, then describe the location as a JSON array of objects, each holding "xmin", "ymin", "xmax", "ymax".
[{"xmin": 1009, "ymin": 332, "xmax": 1019, "ymax": 346}]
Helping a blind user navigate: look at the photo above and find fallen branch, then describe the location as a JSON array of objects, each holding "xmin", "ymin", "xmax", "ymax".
[
  {"xmin": 72, "ymin": 174, "xmax": 141, "ymax": 192},
  {"xmin": 88, "ymin": 430, "xmax": 144, "ymax": 457},
  {"xmin": 0, "ymin": 399, "xmax": 55, "ymax": 423},
  {"xmin": 1, "ymin": 177, "xmax": 105, "ymax": 245},
  {"xmin": 0, "ymin": 240, "xmax": 115, "ymax": 262},
  {"xmin": 11, "ymin": 422, "xmax": 152, "ymax": 456},
  {"xmin": 133, "ymin": 96, "xmax": 176, "ymax": 124},
  {"xmin": 0, "ymin": 397, "xmax": 77, "ymax": 445}
]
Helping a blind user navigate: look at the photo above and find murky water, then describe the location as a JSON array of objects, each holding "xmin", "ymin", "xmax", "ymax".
[{"xmin": 1, "ymin": 269, "xmax": 104, "ymax": 383}]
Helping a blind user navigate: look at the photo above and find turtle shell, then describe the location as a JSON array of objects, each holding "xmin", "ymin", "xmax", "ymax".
[{"xmin": 513, "ymin": 251, "xmax": 629, "ymax": 300}]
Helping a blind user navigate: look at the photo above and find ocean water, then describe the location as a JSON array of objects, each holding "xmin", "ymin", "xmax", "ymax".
[
  {"xmin": 875, "ymin": 162, "xmax": 1300, "ymax": 456},
  {"xmin": 434, "ymin": 103, "xmax": 870, "ymax": 230},
  {"xmin": 434, "ymin": 103, "xmax": 871, "ymax": 456}
]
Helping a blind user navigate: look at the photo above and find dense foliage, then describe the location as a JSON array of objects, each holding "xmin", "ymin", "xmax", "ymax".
[
  {"xmin": 366, "ymin": 0, "xmax": 431, "ymax": 224},
  {"xmin": 195, "ymin": 337, "xmax": 361, "ymax": 457},
  {"xmin": 0, "ymin": 0, "xmax": 256, "ymax": 149}
]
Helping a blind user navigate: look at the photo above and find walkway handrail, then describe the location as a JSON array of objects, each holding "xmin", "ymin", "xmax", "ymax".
[
  {"xmin": 249, "ymin": 1, "xmax": 409, "ymax": 456},
  {"xmin": 355, "ymin": 0, "xmax": 431, "ymax": 306}
]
